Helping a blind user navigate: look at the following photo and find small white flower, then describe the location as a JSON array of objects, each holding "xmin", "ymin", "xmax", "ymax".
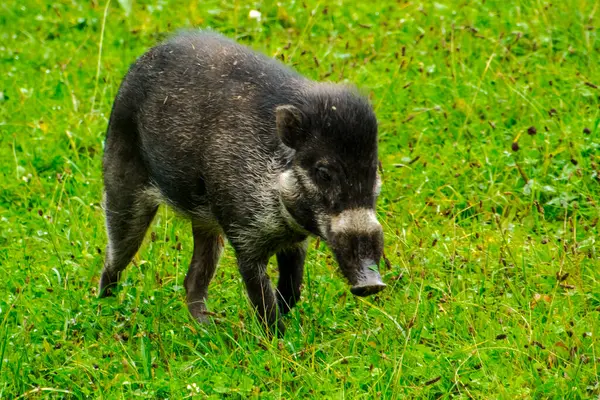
[
  {"xmin": 187, "ymin": 383, "xmax": 200, "ymax": 393},
  {"xmin": 249, "ymin": 10, "xmax": 261, "ymax": 21}
]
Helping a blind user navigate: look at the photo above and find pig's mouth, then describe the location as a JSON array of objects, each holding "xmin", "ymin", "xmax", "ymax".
[
  {"xmin": 333, "ymin": 252, "xmax": 387, "ymax": 297},
  {"xmin": 349, "ymin": 265, "xmax": 387, "ymax": 297}
]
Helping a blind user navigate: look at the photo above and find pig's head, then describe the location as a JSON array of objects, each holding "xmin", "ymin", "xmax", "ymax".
[{"xmin": 276, "ymin": 85, "xmax": 386, "ymax": 297}]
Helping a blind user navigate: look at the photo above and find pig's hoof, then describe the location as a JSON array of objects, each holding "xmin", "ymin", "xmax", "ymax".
[
  {"xmin": 350, "ymin": 282, "xmax": 387, "ymax": 297},
  {"xmin": 98, "ymin": 285, "xmax": 115, "ymax": 298},
  {"xmin": 194, "ymin": 312, "xmax": 212, "ymax": 325},
  {"xmin": 98, "ymin": 273, "xmax": 118, "ymax": 298},
  {"xmin": 188, "ymin": 304, "xmax": 213, "ymax": 324}
]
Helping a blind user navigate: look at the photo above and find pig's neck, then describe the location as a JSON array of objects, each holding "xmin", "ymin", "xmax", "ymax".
[{"xmin": 278, "ymin": 194, "xmax": 309, "ymax": 236}]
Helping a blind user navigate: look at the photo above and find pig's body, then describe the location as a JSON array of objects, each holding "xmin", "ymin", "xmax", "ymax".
[{"xmin": 100, "ymin": 31, "xmax": 385, "ymax": 336}]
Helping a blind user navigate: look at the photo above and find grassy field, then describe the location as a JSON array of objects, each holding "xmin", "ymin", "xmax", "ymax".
[{"xmin": 1, "ymin": 0, "xmax": 599, "ymax": 398}]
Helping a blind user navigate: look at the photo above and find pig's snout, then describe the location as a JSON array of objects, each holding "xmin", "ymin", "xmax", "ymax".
[
  {"xmin": 350, "ymin": 265, "xmax": 386, "ymax": 297},
  {"xmin": 329, "ymin": 208, "xmax": 386, "ymax": 297}
]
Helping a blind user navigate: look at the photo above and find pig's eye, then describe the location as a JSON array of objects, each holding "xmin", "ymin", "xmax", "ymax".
[{"xmin": 315, "ymin": 166, "xmax": 332, "ymax": 183}]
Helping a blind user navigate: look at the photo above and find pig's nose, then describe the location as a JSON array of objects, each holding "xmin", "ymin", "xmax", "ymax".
[{"xmin": 350, "ymin": 267, "xmax": 386, "ymax": 297}]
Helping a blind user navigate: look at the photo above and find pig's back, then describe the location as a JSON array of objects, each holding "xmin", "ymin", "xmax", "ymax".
[{"xmin": 135, "ymin": 30, "xmax": 304, "ymax": 140}]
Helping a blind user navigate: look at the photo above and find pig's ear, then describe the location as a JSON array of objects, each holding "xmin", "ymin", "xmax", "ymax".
[{"xmin": 276, "ymin": 105, "xmax": 306, "ymax": 150}]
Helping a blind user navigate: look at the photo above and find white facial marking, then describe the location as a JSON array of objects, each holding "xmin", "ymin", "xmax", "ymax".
[
  {"xmin": 278, "ymin": 169, "xmax": 298, "ymax": 199},
  {"xmin": 278, "ymin": 170, "xmax": 311, "ymax": 235},
  {"xmin": 330, "ymin": 208, "xmax": 381, "ymax": 234}
]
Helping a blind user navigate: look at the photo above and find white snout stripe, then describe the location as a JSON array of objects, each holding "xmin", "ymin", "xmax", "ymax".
[{"xmin": 330, "ymin": 208, "xmax": 381, "ymax": 234}]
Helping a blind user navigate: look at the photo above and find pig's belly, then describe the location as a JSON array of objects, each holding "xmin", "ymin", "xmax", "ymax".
[
  {"xmin": 144, "ymin": 154, "xmax": 207, "ymax": 207},
  {"xmin": 145, "ymin": 180, "xmax": 223, "ymax": 234}
]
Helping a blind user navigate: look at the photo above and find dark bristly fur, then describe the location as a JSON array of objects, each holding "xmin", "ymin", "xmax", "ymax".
[{"xmin": 100, "ymin": 30, "xmax": 385, "ymax": 336}]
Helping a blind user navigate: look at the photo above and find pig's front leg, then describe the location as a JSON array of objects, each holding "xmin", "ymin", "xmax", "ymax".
[
  {"xmin": 275, "ymin": 241, "xmax": 307, "ymax": 314},
  {"xmin": 237, "ymin": 253, "xmax": 285, "ymax": 337}
]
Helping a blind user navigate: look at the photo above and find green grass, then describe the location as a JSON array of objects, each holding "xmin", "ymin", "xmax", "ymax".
[{"xmin": 1, "ymin": 0, "xmax": 599, "ymax": 398}]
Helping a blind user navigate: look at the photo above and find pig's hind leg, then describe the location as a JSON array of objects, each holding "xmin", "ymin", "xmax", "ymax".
[
  {"xmin": 275, "ymin": 241, "xmax": 307, "ymax": 314},
  {"xmin": 184, "ymin": 227, "xmax": 223, "ymax": 323},
  {"xmin": 99, "ymin": 115, "xmax": 158, "ymax": 297}
]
